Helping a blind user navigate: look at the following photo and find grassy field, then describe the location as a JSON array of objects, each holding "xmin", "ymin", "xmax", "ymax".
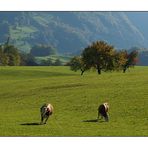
[{"xmin": 0, "ymin": 66, "xmax": 147, "ymax": 136}]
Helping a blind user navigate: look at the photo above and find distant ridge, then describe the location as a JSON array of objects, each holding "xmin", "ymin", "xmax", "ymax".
[{"xmin": 0, "ymin": 12, "xmax": 147, "ymax": 55}]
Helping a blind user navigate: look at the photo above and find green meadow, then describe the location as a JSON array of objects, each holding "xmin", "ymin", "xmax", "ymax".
[{"xmin": 0, "ymin": 66, "xmax": 147, "ymax": 136}]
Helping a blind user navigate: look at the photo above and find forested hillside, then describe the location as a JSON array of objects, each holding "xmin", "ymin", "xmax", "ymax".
[{"xmin": 0, "ymin": 12, "xmax": 147, "ymax": 53}]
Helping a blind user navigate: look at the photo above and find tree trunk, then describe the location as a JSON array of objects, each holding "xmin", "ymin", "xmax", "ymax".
[
  {"xmin": 123, "ymin": 67, "xmax": 127, "ymax": 73},
  {"xmin": 97, "ymin": 65, "xmax": 101, "ymax": 74},
  {"xmin": 81, "ymin": 69, "xmax": 85, "ymax": 75},
  {"xmin": 97, "ymin": 69, "xmax": 101, "ymax": 74}
]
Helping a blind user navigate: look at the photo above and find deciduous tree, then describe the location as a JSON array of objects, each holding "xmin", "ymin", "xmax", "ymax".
[
  {"xmin": 69, "ymin": 56, "xmax": 89, "ymax": 75},
  {"xmin": 115, "ymin": 50, "xmax": 138, "ymax": 73},
  {"xmin": 82, "ymin": 41, "xmax": 115, "ymax": 74}
]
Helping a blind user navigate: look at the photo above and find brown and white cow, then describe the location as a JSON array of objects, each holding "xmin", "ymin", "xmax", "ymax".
[
  {"xmin": 97, "ymin": 102, "xmax": 109, "ymax": 122},
  {"xmin": 40, "ymin": 103, "xmax": 53, "ymax": 124}
]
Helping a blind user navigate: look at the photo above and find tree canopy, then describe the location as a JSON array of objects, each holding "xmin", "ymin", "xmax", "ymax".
[
  {"xmin": 82, "ymin": 41, "xmax": 116, "ymax": 74},
  {"xmin": 69, "ymin": 40, "xmax": 138, "ymax": 75},
  {"xmin": 69, "ymin": 56, "xmax": 89, "ymax": 75},
  {"xmin": 0, "ymin": 44, "xmax": 20, "ymax": 66},
  {"xmin": 30, "ymin": 44, "xmax": 57, "ymax": 57}
]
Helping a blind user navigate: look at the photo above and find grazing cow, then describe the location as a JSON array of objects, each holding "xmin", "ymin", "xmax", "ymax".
[
  {"xmin": 97, "ymin": 102, "xmax": 109, "ymax": 122},
  {"xmin": 40, "ymin": 103, "xmax": 53, "ymax": 124}
]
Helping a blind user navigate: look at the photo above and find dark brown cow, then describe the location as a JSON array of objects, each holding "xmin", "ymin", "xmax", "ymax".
[
  {"xmin": 40, "ymin": 103, "xmax": 53, "ymax": 124},
  {"xmin": 97, "ymin": 102, "xmax": 109, "ymax": 122}
]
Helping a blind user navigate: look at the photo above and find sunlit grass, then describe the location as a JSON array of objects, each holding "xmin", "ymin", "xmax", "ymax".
[{"xmin": 0, "ymin": 66, "xmax": 147, "ymax": 136}]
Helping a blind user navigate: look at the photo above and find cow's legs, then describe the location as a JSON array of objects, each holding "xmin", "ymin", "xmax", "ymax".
[
  {"xmin": 44, "ymin": 116, "xmax": 49, "ymax": 124},
  {"xmin": 104, "ymin": 113, "xmax": 109, "ymax": 122},
  {"xmin": 105, "ymin": 114, "xmax": 109, "ymax": 122},
  {"xmin": 40, "ymin": 115, "xmax": 44, "ymax": 124}
]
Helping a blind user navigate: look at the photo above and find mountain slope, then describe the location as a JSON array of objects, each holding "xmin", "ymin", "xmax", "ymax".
[
  {"xmin": 0, "ymin": 12, "xmax": 147, "ymax": 54},
  {"xmin": 127, "ymin": 12, "xmax": 148, "ymax": 40}
]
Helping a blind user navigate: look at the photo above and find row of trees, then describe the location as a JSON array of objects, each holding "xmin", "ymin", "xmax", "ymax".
[
  {"xmin": 0, "ymin": 44, "xmax": 39, "ymax": 66},
  {"xmin": 0, "ymin": 39, "xmax": 138, "ymax": 69},
  {"xmin": 68, "ymin": 41, "xmax": 138, "ymax": 75},
  {"xmin": 39, "ymin": 58, "xmax": 62, "ymax": 66},
  {"xmin": 0, "ymin": 40, "xmax": 62, "ymax": 66}
]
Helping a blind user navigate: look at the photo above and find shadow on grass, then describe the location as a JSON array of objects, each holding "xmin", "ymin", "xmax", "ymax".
[
  {"xmin": 20, "ymin": 122, "xmax": 41, "ymax": 126},
  {"xmin": 82, "ymin": 119, "xmax": 98, "ymax": 122},
  {"xmin": 82, "ymin": 119, "xmax": 105, "ymax": 123}
]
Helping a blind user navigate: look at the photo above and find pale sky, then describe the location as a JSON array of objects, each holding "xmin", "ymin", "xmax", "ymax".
[{"xmin": 0, "ymin": 0, "xmax": 148, "ymax": 11}]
